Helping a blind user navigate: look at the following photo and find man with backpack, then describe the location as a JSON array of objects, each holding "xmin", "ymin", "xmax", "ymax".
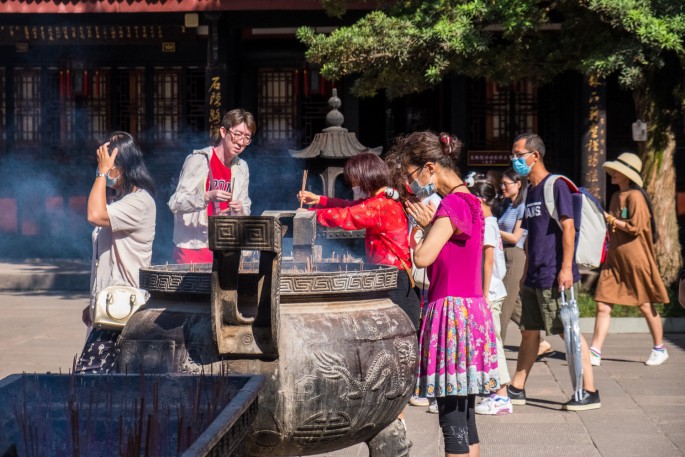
[{"xmin": 506, "ymin": 133, "xmax": 601, "ymax": 411}]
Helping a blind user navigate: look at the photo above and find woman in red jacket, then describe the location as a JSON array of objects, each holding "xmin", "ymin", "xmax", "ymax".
[{"xmin": 298, "ymin": 152, "xmax": 420, "ymax": 328}]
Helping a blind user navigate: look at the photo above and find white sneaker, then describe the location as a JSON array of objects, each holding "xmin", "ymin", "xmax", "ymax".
[
  {"xmin": 645, "ymin": 349, "xmax": 669, "ymax": 366},
  {"xmin": 590, "ymin": 352, "xmax": 601, "ymax": 367},
  {"xmin": 409, "ymin": 395, "xmax": 430, "ymax": 407},
  {"xmin": 428, "ymin": 399, "xmax": 438, "ymax": 414},
  {"xmin": 475, "ymin": 395, "xmax": 513, "ymax": 415}
]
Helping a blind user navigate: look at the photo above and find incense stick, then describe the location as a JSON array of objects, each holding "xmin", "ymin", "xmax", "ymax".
[
  {"xmin": 229, "ymin": 177, "xmax": 236, "ymax": 215},
  {"xmin": 299, "ymin": 170, "xmax": 308, "ymax": 208}
]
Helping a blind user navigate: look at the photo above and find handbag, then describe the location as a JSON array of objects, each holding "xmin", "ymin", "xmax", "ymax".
[{"xmin": 92, "ymin": 285, "xmax": 149, "ymax": 330}]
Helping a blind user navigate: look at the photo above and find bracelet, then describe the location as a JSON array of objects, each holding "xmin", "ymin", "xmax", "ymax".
[{"xmin": 95, "ymin": 171, "xmax": 106, "ymax": 179}]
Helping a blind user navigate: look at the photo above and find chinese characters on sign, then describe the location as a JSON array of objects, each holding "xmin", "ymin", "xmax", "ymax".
[
  {"xmin": 582, "ymin": 75, "xmax": 606, "ymax": 200},
  {"xmin": 0, "ymin": 25, "xmax": 185, "ymax": 44},
  {"xmin": 208, "ymin": 76, "xmax": 222, "ymax": 144},
  {"xmin": 467, "ymin": 151, "xmax": 510, "ymax": 167}
]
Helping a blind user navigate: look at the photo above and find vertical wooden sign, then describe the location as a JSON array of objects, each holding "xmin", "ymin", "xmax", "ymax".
[
  {"xmin": 207, "ymin": 72, "xmax": 222, "ymax": 144},
  {"xmin": 582, "ymin": 75, "xmax": 607, "ymax": 203}
]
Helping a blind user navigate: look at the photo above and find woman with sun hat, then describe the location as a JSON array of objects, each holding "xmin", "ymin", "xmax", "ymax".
[{"xmin": 590, "ymin": 152, "xmax": 670, "ymax": 367}]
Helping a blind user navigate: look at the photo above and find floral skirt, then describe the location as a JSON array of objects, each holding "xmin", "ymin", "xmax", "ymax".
[{"xmin": 415, "ymin": 295, "xmax": 500, "ymax": 397}]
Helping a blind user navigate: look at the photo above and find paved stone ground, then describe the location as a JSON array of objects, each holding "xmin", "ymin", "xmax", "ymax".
[
  {"xmin": 0, "ymin": 260, "xmax": 683, "ymax": 456},
  {"xmin": 1, "ymin": 291, "xmax": 683, "ymax": 456}
]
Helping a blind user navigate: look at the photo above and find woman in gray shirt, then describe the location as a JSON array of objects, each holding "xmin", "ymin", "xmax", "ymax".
[{"xmin": 76, "ymin": 131, "xmax": 156, "ymax": 374}]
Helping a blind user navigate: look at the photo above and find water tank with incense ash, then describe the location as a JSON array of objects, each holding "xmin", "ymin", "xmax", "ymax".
[
  {"xmin": 118, "ymin": 211, "xmax": 417, "ymax": 456},
  {"xmin": 0, "ymin": 372, "xmax": 264, "ymax": 457}
]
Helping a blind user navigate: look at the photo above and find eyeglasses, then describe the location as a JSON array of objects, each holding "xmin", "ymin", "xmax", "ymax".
[
  {"xmin": 510, "ymin": 151, "xmax": 534, "ymax": 161},
  {"xmin": 406, "ymin": 164, "xmax": 424, "ymax": 181},
  {"xmin": 500, "ymin": 181, "xmax": 515, "ymax": 188},
  {"xmin": 227, "ymin": 129, "xmax": 252, "ymax": 145}
]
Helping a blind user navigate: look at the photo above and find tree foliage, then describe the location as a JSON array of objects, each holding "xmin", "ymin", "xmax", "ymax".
[
  {"xmin": 299, "ymin": 0, "xmax": 685, "ymax": 283},
  {"xmin": 299, "ymin": 1, "xmax": 684, "ymax": 98}
]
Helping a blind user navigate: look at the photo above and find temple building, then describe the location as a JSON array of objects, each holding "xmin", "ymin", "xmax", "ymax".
[{"xmin": 0, "ymin": 0, "xmax": 682, "ymax": 258}]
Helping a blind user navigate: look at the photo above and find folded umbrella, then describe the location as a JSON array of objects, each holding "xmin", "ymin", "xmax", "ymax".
[{"xmin": 560, "ymin": 286, "xmax": 583, "ymax": 402}]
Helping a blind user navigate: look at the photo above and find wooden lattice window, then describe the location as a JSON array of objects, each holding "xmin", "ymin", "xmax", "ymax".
[
  {"xmin": 14, "ymin": 68, "xmax": 42, "ymax": 146},
  {"xmin": 113, "ymin": 68, "xmax": 145, "ymax": 138},
  {"xmin": 470, "ymin": 79, "xmax": 538, "ymax": 151},
  {"xmin": 86, "ymin": 69, "xmax": 111, "ymax": 142},
  {"xmin": 258, "ymin": 69, "xmax": 297, "ymax": 143},
  {"xmin": 153, "ymin": 68, "xmax": 181, "ymax": 142},
  {"xmin": 185, "ymin": 67, "xmax": 205, "ymax": 135}
]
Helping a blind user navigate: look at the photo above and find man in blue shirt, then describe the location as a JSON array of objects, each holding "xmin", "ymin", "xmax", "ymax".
[{"xmin": 506, "ymin": 133, "xmax": 600, "ymax": 411}]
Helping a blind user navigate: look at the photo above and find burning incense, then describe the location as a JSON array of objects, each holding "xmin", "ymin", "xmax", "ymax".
[{"xmin": 299, "ymin": 170, "xmax": 308, "ymax": 209}]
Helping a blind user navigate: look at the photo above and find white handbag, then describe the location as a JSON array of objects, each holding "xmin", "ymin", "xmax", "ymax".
[{"xmin": 92, "ymin": 286, "xmax": 149, "ymax": 330}]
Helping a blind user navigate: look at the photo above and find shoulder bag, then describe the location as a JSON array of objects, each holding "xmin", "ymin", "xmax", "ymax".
[{"xmin": 92, "ymin": 286, "xmax": 149, "ymax": 330}]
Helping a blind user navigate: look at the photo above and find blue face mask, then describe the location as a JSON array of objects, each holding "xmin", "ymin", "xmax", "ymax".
[
  {"xmin": 105, "ymin": 175, "xmax": 118, "ymax": 188},
  {"xmin": 409, "ymin": 179, "xmax": 436, "ymax": 199},
  {"xmin": 512, "ymin": 157, "xmax": 533, "ymax": 176}
]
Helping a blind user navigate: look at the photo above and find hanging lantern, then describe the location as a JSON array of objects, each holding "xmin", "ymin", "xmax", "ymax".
[
  {"xmin": 65, "ymin": 69, "xmax": 71, "ymax": 98},
  {"xmin": 303, "ymin": 68, "xmax": 309, "ymax": 97},
  {"xmin": 83, "ymin": 69, "xmax": 88, "ymax": 97},
  {"xmin": 59, "ymin": 70, "xmax": 65, "ymax": 100}
]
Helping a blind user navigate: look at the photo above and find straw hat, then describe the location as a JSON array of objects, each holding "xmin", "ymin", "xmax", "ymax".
[{"xmin": 603, "ymin": 152, "xmax": 643, "ymax": 187}]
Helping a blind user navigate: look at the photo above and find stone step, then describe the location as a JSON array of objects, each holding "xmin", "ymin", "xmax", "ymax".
[{"xmin": 0, "ymin": 259, "xmax": 89, "ymax": 291}]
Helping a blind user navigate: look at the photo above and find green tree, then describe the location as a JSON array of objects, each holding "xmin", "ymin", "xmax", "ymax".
[{"xmin": 299, "ymin": 0, "xmax": 685, "ymax": 283}]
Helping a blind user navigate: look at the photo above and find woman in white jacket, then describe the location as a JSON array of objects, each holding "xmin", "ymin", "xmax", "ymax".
[{"xmin": 168, "ymin": 109, "xmax": 256, "ymax": 263}]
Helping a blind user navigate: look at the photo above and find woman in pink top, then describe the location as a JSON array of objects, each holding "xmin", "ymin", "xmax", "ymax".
[{"xmin": 400, "ymin": 131, "xmax": 499, "ymax": 457}]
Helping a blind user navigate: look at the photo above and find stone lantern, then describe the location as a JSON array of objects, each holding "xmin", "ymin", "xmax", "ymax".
[{"xmin": 289, "ymin": 89, "xmax": 382, "ymax": 200}]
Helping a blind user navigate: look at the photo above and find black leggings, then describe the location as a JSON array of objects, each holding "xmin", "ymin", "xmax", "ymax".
[{"xmin": 436, "ymin": 395, "xmax": 479, "ymax": 454}]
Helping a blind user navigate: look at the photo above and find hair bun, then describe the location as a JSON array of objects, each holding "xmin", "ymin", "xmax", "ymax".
[{"xmin": 439, "ymin": 132, "xmax": 463, "ymax": 158}]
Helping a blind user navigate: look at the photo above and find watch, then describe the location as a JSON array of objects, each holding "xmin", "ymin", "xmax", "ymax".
[{"xmin": 95, "ymin": 170, "xmax": 106, "ymax": 178}]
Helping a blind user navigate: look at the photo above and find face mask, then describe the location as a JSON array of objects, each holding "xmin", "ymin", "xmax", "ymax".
[
  {"xmin": 409, "ymin": 178, "xmax": 436, "ymax": 199},
  {"xmin": 105, "ymin": 175, "xmax": 118, "ymax": 188},
  {"xmin": 512, "ymin": 157, "xmax": 533, "ymax": 176},
  {"xmin": 352, "ymin": 186, "xmax": 367, "ymax": 200}
]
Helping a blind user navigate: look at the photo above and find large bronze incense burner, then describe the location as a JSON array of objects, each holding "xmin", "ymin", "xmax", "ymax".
[{"xmin": 119, "ymin": 211, "xmax": 417, "ymax": 456}]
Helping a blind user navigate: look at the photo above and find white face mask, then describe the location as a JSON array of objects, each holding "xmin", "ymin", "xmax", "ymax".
[{"xmin": 352, "ymin": 186, "xmax": 367, "ymax": 200}]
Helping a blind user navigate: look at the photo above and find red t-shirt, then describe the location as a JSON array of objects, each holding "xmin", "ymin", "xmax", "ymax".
[{"xmin": 206, "ymin": 149, "xmax": 232, "ymax": 216}]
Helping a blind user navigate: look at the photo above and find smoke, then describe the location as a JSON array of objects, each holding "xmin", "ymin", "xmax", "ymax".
[
  {"xmin": 0, "ymin": 157, "xmax": 93, "ymax": 259},
  {"xmin": 0, "ymin": 129, "xmax": 364, "ymax": 264},
  {"xmin": 244, "ymin": 151, "xmax": 304, "ymax": 217},
  {"xmin": 0, "ymin": 129, "xmax": 209, "ymax": 263}
]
